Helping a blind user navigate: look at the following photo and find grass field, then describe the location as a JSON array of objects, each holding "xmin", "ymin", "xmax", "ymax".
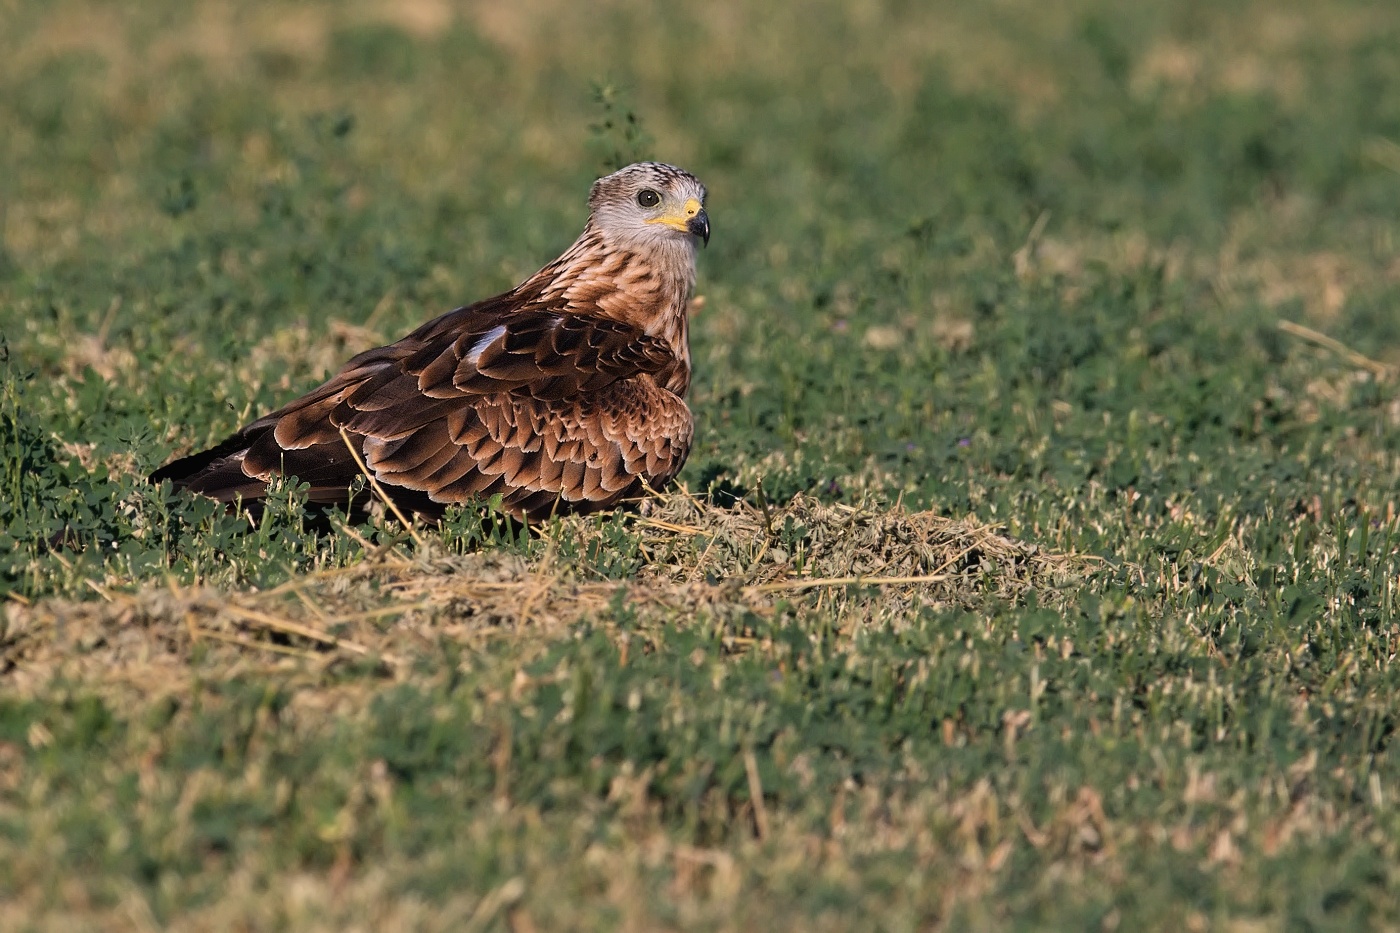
[{"xmin": 4, "ymin": 0, "xmax": 1400, "ymax": 929}]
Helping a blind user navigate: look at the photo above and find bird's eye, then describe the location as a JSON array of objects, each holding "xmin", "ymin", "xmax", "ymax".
[{"xmin": 636, "ymin": 189, "xmax": 661, "ymax": 208}]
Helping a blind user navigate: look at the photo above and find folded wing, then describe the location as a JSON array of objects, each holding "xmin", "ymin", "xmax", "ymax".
[{"xmin": 151, "ymin": 305, "xmax": 692, "ymax": 521}]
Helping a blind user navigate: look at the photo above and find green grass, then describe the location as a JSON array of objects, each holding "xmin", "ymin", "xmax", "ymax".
[{"xmin": 4, "ymin": 0, "xmax": 1400, "ymax": 928}]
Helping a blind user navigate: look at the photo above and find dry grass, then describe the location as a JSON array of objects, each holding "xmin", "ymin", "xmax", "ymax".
[
  {"xmin": 6, "ymin": 0, "xmax": 1400, "ymax": 925},
  {"xmin": 3, "ymin": 491, "xmax": 1089, "ymax": 703}
]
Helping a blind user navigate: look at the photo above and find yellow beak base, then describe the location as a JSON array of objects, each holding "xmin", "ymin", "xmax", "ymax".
[{"xmin": 647, "ymin": 197, "xmax": 709, "ymax": 244}]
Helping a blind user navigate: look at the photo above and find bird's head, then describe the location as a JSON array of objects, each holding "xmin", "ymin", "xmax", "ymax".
[{"xmin": 588, "ymin": 162, "xmax": 710, "ymax": 250}]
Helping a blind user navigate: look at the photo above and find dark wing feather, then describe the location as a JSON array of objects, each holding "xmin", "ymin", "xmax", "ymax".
[
  {"xmin": 150, "ymin": 300, "xmax": 691, "ymax": 521},
  {"xmin": 406, "ymin": 308, "xmax": 676, "ymax": 400},
  {"xmin": 363, "ymin": 383, "xmax": 692, "ymax": 521}
]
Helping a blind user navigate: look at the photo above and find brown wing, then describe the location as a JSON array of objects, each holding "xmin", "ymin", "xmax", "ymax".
[
  {"xmin": 357, "ymin": 379, "xmax": 692, "ymax": 521},
  {"xmin": 151, "ymin": 304, "xmax": 691, "ymax": 521}
]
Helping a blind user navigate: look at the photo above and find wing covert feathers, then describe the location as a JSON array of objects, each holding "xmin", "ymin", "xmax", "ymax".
[{"xmin": 152, "ymin": 308, "xmax": 694, "ymax": 523}]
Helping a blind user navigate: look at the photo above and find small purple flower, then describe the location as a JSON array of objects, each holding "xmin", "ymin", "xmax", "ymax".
[{"xmin": 958, "ymin": 437, "xmax": 971, "ymax": 447}]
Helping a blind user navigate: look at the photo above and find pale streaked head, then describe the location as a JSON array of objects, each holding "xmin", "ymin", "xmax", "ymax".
[{"xmin": 587, "ymin": 162, "xmax": 710, "ymax": 250}]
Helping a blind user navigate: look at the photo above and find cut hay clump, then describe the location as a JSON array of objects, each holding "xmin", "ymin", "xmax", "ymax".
[{"xmin": 2, "ymin": 492, "xmax": 1093, "ymax": 698}]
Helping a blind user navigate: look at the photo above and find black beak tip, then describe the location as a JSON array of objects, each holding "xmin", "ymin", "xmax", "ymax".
[{"xmin": 688, "ymin": 210, "xmax": 710, "ymax": 247}]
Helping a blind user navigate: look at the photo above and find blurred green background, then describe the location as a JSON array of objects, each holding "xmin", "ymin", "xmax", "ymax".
[{"xmin": 4, "ymin": 0, "xmax": 1400, "ymax": 929}]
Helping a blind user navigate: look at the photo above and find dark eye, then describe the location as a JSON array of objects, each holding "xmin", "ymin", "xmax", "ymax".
[{"xmin": 636, "ymin": 189, "xmax": 661, "ymax": 208}]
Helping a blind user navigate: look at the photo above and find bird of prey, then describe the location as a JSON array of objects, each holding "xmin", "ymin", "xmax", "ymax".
[{"xmin": 151, "ymin": 161, "xmax": 710, "ymax": 524}]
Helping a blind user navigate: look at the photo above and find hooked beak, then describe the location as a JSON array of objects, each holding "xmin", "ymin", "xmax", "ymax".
[
  {"xmin": 646, "ymin": 197, "xmax": 711, "ymax": 246},
  {"xmin": 687, "ymin": 207, "xmax": 710, "ymax": 247}
]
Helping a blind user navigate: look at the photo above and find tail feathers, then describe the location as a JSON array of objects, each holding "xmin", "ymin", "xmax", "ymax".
[
  {"xmin": 149, "ymin": 426, "xmax": 439, "ymax": 518},
  {"xmin": 150, "ymin": 428, "xmax": 268, "ymax": 501}
]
